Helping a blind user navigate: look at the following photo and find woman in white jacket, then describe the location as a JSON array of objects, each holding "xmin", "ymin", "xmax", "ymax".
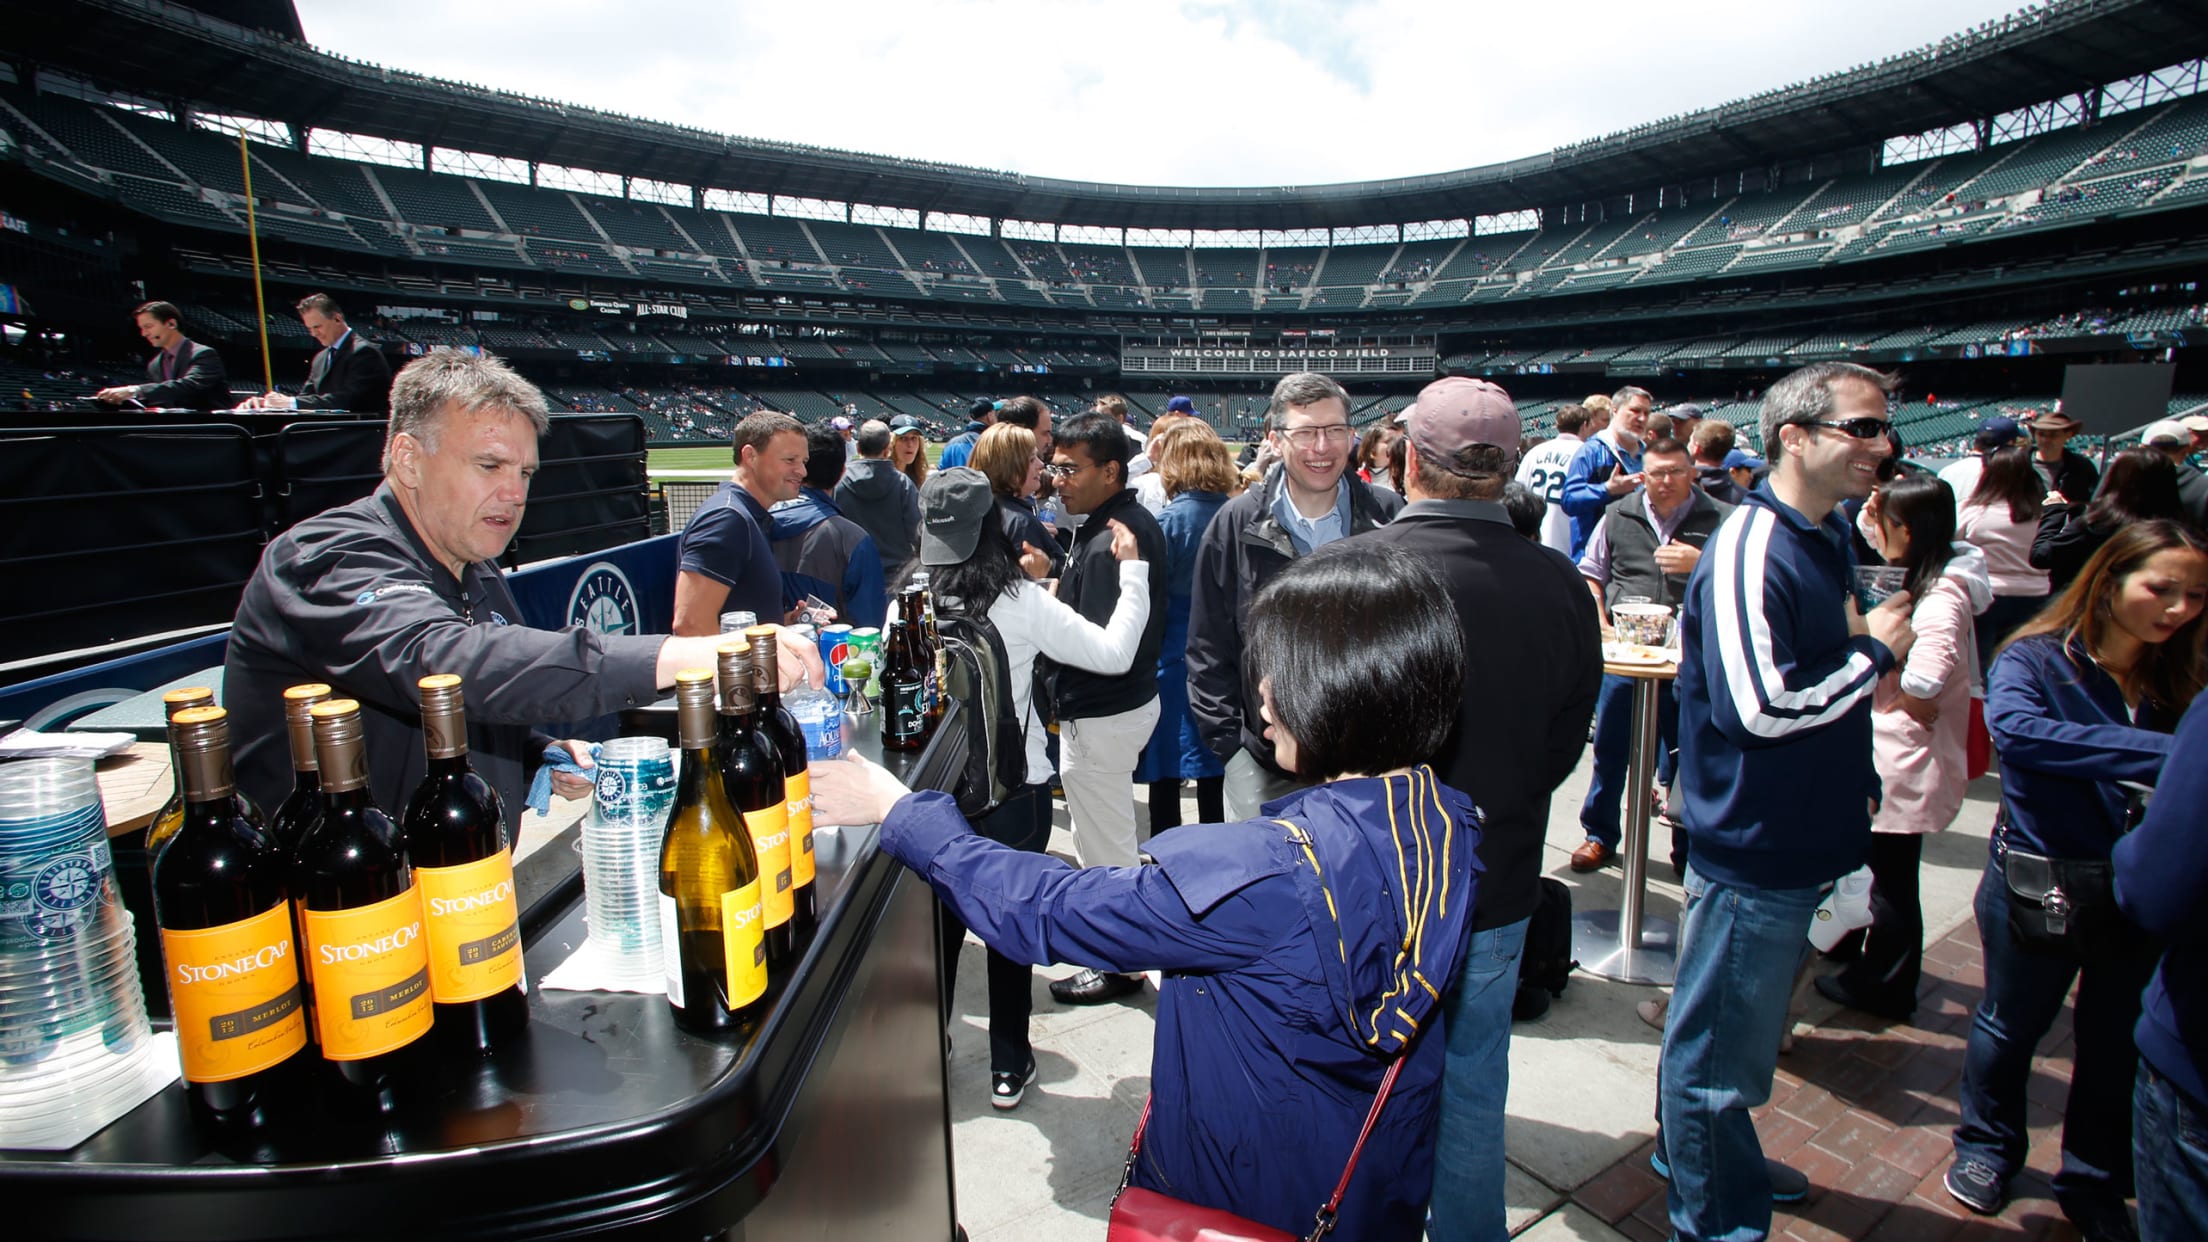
[
  {"xmin": 1825, "ymin": 473, "xmax": 1990, "ymax": 1020},
  {"xmin": 912, "ymin": 467, "xmax": 1150, "ymax": 1109}
]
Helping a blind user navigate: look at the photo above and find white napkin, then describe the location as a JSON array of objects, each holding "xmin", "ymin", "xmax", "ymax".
[
  {"xmin": 539, "ymin": 936, "xmax": 667, "ymax": 996},
  {"xmin": 0, "ymin": 730, "xmax": 140, "ymax": 760}
]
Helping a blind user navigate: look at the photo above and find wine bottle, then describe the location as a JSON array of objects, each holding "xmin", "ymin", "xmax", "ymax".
[
  {"xmin": 145, "ymin": 685, "xmax": 217, "ymax": 858},
  {"xmin": 657, "ymin": 669, "xmax": 767, "ymax": 1033},
  {"xmin": 293, "ymin": 699, "xmax": 434, "ymax": 1106},
  {"xmin": 152, "ymin": 705, "xmax": 309, "ymax": 1129},
  {"xmin": 880, "ymin": 619, "xmax": 927, "ymax": 753},
  {"xmin": 743, "ymin": 626, "xmax": 817, "ymax": 932},
  {"xmin": 716, "ymin": 642, "xmax": 793, "ymax": 968},
  {"xmin": 266, "ymin": 684, "xmax": 331, "ymax": 858},
  {"xmin": 402, "ymin": 674, "xmax": 529, "ymax": 1053}
]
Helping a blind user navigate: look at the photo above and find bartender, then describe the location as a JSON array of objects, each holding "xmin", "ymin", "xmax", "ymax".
[{"xmin": 224, "ymin": 348, "xmax": 820, "ymax": 822}]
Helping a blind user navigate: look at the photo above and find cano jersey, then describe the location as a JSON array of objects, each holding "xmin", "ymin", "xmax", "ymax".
[{"xmin": 1514, "ymin": 434, "xmax": 1582, "ymax": 557}]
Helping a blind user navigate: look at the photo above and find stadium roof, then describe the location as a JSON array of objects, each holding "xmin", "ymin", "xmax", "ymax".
[{"xmin": 13, "ymin": 0, "xmax": 2208, "ymax": 230}]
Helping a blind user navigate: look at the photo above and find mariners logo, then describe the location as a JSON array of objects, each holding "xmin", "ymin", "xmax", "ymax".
[
  {"xmin": 594, "ymin": 767, "xmax": 628, "ymax": 806},
  {"xmin": 567, "ymin": 563, "xmax": 640, "ymax": 636},
  {"xmin": 35, "ymin": 854, "xmax": 98, "ymax": 912}
]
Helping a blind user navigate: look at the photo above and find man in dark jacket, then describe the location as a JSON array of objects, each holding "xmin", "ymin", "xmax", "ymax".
[
  {"xmin": 1690, "ymin": 419, "xmax": 1746, "ymax": 506},
  {"xmin": 1040, "ymin": 413, "xmax": 1168, "ymax": 1005},
  {"xmin": 2024, "ymin": 410, "xmax": 2100, "ymax": 504},
  {"xmin": 769, "ymin": 424, "xmax": 886, "ymax": 629},
  {"xmin": 835, "ymin": 417, "xmax": 921, "ymax": 588},
  {"xmin": 96, "ymin": 300, "xmax": 228, "ymax": 410},
  {"xmin": 241, "ymin": 292, "xmax": 394, "ymax": 414},
  {"xmin": 2144, "ymin": 419, "xmax": 2208, "ymax": 531},
  {"xmin": 1353, "ymin": 376, "xmax": 1600, "ymax": 1241},
  {"xmin": 1187, "ymin": 371, "xmax": 1403, "ymax": 819}
]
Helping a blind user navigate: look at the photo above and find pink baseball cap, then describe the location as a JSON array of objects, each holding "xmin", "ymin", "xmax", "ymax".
[{"xmin": 1408, "ymin": 376, "xmax": 1520, "ymax": 467}]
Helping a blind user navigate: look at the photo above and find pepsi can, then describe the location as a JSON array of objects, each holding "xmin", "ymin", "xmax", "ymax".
[{"xmin": 819, "ymin": 624, "xmax": 856, "ymax": 696}]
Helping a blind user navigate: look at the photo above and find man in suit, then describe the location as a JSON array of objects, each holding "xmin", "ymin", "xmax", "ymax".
[
  {"xmin": 240, "ymin": 293, "xmax": 394, "ymax": 414},
  {"xmin": 95, "ymin": 301, "xmax": 229, "ymax": 410}
]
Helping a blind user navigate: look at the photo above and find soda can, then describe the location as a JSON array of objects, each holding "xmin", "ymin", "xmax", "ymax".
[
  {"xmin": 819, "ymin": 624, "xmax": 856, "ymax": 697},
  {"xmin": 849, "ymin": 627, "xmax": 883, "ymax": 698}
]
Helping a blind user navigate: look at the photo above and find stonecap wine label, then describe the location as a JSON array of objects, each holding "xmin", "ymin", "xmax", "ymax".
[
  {"xmin": 415, "ymin": 852, "xmax": 523, "ymax": 1003},
  {"xmin": 721, "ymin": 878, "xmax": 767, "ymax": 1009},
  {"xmin": 161, "ymin": 901, "xmax": 307, "ymax": 1083},
  {"xmin": 784, "ymin": 769, "xmax": 816, "ymax": 889},
  {"xmin": 745, "ymin": 804, "xmax": 793, "ymax": 928},
  {"xmin": 300, "ymin": 887, "xmax": 433, "ymax": 1060}
]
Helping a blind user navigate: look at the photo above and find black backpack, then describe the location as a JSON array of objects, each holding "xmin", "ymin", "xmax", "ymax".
[
  {"xmin": 1512, "ymin": 877, "xmax": 1578, "ymax": 1022},
  {"xmin": 933, "ymin": 598, "xmax": 1028, "ymax": 819}
]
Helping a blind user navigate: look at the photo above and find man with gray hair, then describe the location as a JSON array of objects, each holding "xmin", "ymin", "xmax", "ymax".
[
  {"xmin": 238, "ymin": 292, "xmax": 393, "ymax": 414},
  {"xmin": 835, "ymin": 417, "xmax": 922, "ymax": 587},
  {"xmin": 1186, "ymin": 371, "xmax": 1404, "ymax": 818},
  {"xmin": 223, "ymin": 348, "xmax": 815, "ymax": 826},
  {"xmin": 1560, "ymin": 384, "xmax": 1655, "ymax": 559}
]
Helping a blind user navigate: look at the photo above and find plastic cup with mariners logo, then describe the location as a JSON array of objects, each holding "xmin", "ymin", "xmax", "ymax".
[
  {"xmin": 579, "ymin": 737, "xmax": 675, "ymax": 975},
  {"xmin": 818, "ymin": 624, "xmax": 856, "ymax": 697},
  {"xmin": 0, "ymin": 758, "xmax": 162, "ymax": 1147},
  {"xmin": 849, "ymin": 627, "xmax": 884, "ymax": 699}
]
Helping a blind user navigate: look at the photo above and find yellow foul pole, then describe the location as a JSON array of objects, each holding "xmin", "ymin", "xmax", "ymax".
[{"xmin": 237, "ymin": 127, "xmax": 273, "ymax": 394}]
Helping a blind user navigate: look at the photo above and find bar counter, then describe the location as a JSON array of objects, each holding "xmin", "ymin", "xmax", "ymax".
[{"xmin": 9, "ymin": 709, "xmax": 965, "ymax": 1242}]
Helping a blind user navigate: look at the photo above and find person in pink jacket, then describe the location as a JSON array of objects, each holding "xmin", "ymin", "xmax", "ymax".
[
  {"xmin": 1958, "ymin": 443, "xmax": 2050, "ymax": 674},
  {"xmin": 1824, "ymin": 472, "xmax": 1991, "ymax": 1020}
]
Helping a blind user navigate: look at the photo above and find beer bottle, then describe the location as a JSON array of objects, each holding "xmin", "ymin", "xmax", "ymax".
[
  {"xmin": 145, "ymin": 685, "xmax": 217, "ymax": 858},
  {"xmin": 293, "ymin": 700, "xmax": 434, "ymax": 1106},
  {"xmin": 880, "ymin": 618, "xmax": 927, "ymax": 753},
  {"xmin": 658, "ymin": 670, "xmax": 767, "ymax": 1033},
  {"xmin": 152, "ymin": 706, "xmax": 309, "ymax": 1129},
  {"xmin": 717, "ymin": 642, "xmax": 793, "ymax": 968},
  {"xmin": 742, "ymin": 626, "xmax": 817, "ymax": 932},
  {"xmin": 266, "ymin": 684, "xmax": 331, "ymax": 858},
  {"xmin": 402, "ymin": 675, "xmax": 528, "ymax": 1053}
]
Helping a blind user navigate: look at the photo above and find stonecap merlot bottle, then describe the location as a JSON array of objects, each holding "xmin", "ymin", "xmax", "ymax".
[
  {"xmin": 743, "ymin": 626, "xmax": 817, "ymax": 932},
  {"xmin": 146, "ymin": 685, "xmax": 217, "ymax": 858},
  {"xmin": 402, "ymin": 674, "xmax": 528, "ymax": 1052},
  {"xmin": 657, "ymin": 670, "xmax": 768, "ymax": 1033},
  {"xmin": 293, "ymin": 699, "xmax": 434, "ymax": 1105},
  {"xmin": 716, "ymin": 642, "xmax": 793, "ymax": 968},
  {"xmin": 152, "ymin": 706, "xmax": 309, "ymax": 1129},
  {"xmin": 266, "ymin": 684, "xmax": 331, "ymax": 858}
]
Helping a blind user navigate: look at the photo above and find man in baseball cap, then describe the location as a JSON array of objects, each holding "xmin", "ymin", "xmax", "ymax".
[
  {"xmin": 2023, "ymin": 410, "xmax": 2099, "ymax": 502},
  {"xmin": 1936, "ymin": 414, "xmax": 2026, "ymax": 515},
  {"xmin": 1351, "ymin": 375, "xmax": 1602, "ymax": 1236},
  {"xmin": 2143, "ymin": 419, "xmax": 2208, "ymax": 529}
]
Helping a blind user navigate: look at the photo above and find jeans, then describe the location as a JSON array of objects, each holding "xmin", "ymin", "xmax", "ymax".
[
  {"xmin": 1425, "ymin": 917, "xmax": 1530, "ymax": 1242},
  {"xmin": 1832, "ymin": 832, "xmax": 1924, "ymax": 1014},
  {"xmin": 1059, "ymin": 699, "xmax": 1161, "ymax": 870},
  {"xmin": 1580, "ymin": 674, "xmax": 1678, "ymax": 849},
  {"xmin": 936, "ymin": 783, "xmax": 1051, "ymax": 1073},
  {"xmin": 1223, "ymin": 746, "xmax": 1304, "ymax": 821},
  {"xmin": 1953, "ymin": 859, "xmax": 2157, "ymax": 1213},
  {"xmin": 2135, "ymin": 1064, "xmax": 2208, "ymax": 1240},
  {"xmin": 1659, "ymin": 864, "xmax": 1826, "ymax": 1242}
]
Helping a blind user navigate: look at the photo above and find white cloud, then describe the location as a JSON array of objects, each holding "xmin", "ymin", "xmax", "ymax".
[{"xmin": 296, "ymin": 0, "xmax": 2032, "ymax": 188}]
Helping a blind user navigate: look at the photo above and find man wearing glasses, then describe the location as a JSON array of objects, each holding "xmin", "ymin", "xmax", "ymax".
[
  {"xmin": 1659, "ymin": 362, "xmax": 1916, "ymax": 1242},
  {"xmin": 1186, "ymin": 372, "xmax": 1404, "ymax": 820}
]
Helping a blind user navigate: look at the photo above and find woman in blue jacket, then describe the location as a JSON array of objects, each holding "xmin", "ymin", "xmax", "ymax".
[
  {"xmin": 814, "ymin": 543, "xmax": 1483, "ymax": 1238},
  {"xmin": 1132, "ymin": 419, "xmax": 1240, "ymax": 834},
  {"xmin": 1945, "ymin": 520, "xmax": 2208, "ymax": 1239}
]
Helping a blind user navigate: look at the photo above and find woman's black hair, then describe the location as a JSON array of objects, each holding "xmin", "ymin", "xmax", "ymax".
[
  {"xmin": 930, "ymin": 500, "xmax": 1024, "ymax": 614},
  {"xmin": 1968, "ymin": 442, "xmax": 2044, "ymax": 525},
  {"xmin": 1875, "ymin": 473, "xmax": 1958, "ymax": 604},
  {"xmin": 1242, "ymin": 542, "xmax": 1464, "ymax": 782},
  {"xmin": 2085, "ymin": 447, "xmax": 2184, "ymax": 530}
]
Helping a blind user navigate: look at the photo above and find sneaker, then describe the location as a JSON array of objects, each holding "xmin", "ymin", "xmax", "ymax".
[
  {"xmin": 1049, "ymin": 968, "xmax": 1144, "ymax": 1005},
  {"xmin": 1648, "ymin": 1150, "xmax": 1809, "ymax": 1203},
  {"xmin": 990, "ymin": 1057, "xmax": 1038, "ymax": 1110},
  {"xmin": 1943, "ymin": 1157, "xmax": 2007, "ymax": 1215}
]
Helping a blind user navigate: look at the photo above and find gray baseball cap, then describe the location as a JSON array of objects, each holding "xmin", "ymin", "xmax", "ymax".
[{"xmin": 920, "ymin": 467, "xmax": 995, "ymax": 566}]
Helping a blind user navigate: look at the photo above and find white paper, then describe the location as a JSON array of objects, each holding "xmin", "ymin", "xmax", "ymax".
[
  {"xmin": 539, "ymin": 936, "xmax": 668, "ymax": 996},
  {"xmin": 0, "ymin": 730, "xmax": 140, "ymax": 760}
]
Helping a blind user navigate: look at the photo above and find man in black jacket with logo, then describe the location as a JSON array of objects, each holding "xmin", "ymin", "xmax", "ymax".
[
  {"xmin": 1039, "ymin": 413, "xmax": 1168, "ymax": 1004},
  {"xmin": 240, "ymin": 292, "xmax": 394, "ymax": 414},
  {"xmin": 1353, "ymin": 376, "xmax": 1601, "ymax": 1240},
  {"xmin": 1186, "ymin": 372, "xmax": 1403, "ymax": 819}
]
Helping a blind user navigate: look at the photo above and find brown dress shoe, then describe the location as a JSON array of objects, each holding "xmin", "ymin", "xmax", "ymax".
[{"xmin": 1570, "ymin": 840, "xmax": 1614, "ymax": 872}]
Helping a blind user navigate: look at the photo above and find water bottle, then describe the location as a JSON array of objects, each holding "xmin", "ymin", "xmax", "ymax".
[
  {"xmin": 1035, "ymin": 497, "xmax": 1058, "ymax": 530},
  {"xmin": 788, "ymin": 672, "xmax": 845, "ymax": 761}
]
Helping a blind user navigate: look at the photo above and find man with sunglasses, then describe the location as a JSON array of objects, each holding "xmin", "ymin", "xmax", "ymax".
[
  {"xmin": 1659, "ymin": 362, "xmax": 1916, "ymax": 1242},
  {"xmin": 1187, "ymin": 371, "xmax": 1404, "ymax": 821}
]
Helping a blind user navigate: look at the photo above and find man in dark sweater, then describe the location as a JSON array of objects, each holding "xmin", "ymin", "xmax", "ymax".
[
  {"xmin": 1661, "ymin": 362, "xmax": 1915, "ymax": 1241},
  {"xmin": 1040, "ymin": 413, "xmax": 1168, "ymax": 1005},
  {"xmin": 1355, "ymin": 377, "xmax": 1600, "ymax": 1241}
]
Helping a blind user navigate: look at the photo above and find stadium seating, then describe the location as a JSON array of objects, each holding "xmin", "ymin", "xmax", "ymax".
[
  {"xmin": 808, "ymin": 220, "xmax": 902, "ymax": 271},
  {"xmin": 375, "ymin": 166, "xmax": 500, "ymax": 231},
  {"xmin": 1128, "ymin": 248, "xmax": 1190, "ymax": 287},
  {"xmin": 1316, "ymin": 243, "xmax": 1395, "ymax": 288},
  {"xmin": 734, "ymin": 216, "xmax": 827, "ymax": 265},
  {"xmin": 578, "ymin": 195, "xmax": 689, "ymax": 252},
  {"xmin": 889, "ymin": 228, "xmax": 979, "ymax": 276}
]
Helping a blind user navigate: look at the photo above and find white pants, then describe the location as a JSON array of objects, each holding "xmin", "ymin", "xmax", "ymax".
[{"xmin": 1058, "ymin": 698, "xmax": 1162, "ymax": 870}]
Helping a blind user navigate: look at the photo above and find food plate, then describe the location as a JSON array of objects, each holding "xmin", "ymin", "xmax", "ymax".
[{"xmin": 1602, "ymin": 641, "xmax": 1677, "ymax": 667}]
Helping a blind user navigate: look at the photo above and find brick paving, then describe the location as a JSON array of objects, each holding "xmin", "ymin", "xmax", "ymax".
[{"xmin": 1564, "ymin": 919, "xmax": 2094, "ymax": 1241}]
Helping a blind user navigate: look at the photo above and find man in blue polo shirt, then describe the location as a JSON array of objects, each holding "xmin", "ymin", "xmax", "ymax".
[{"xmin": 673, "ymin": 410, "xmax": 806, "ymax": 634}]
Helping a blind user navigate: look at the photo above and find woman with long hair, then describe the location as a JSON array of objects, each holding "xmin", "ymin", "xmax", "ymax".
[
  {"xmin": 814, "ymin": 543, "xmax": 1480, "ymax": 1236},
  {"xmin": 893, "ymin": 417, "xmax": 930, "ymax": 493},
  {"xmin": 2032, "ymin": 447, "xmax": 2185, "ymax": 594},
  {"xmin": 1130, "ymin": 419, "xmax": 1241, "ymax": 834},
  {"xmin": 1944, "ymin": 520, "xmax": 2208, "ymax": 1235},
  {"xmin": 1959, "ymin": 442, "xmax": 2051, "ymax": 673},
  {"xmin": 970, "ymin": 423, "xmax": 1064, "ymax": 578},
  {"xmin": 1819, "ymin": 474, "xmax": 1989, "ymax": 1019},
  {"xmin": 902, "ymin": 467, "xmax": 1150, "ymax": 1110}
]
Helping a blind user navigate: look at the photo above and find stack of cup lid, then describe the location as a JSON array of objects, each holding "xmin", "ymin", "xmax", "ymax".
[
  {"xmin": 0, "ymin": 758, "xmax": 170, "ymax": 1149},
  {"xmin": 578, "ymin": 737, "xmax": 675, "ymax": 986}
]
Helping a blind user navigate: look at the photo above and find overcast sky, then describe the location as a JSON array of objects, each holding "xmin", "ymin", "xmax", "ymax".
[{"xmin": 295, "ymin": 0, "xmax": 2030, "ymax": 189}]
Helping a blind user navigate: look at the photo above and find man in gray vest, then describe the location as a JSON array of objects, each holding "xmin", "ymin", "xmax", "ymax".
[{"xmin": 1570, "ymin": 436, "xmax": 1732, "ymax": 872}]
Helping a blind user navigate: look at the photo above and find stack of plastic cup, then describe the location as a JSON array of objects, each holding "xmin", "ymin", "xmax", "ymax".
[
  {"xmin": 0, "ymin": 758, "xmax": 164, "ymax": 1148},
  {"xmin": 580, "ymin": 737, "xmax": 675, "ymax": 985}
]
